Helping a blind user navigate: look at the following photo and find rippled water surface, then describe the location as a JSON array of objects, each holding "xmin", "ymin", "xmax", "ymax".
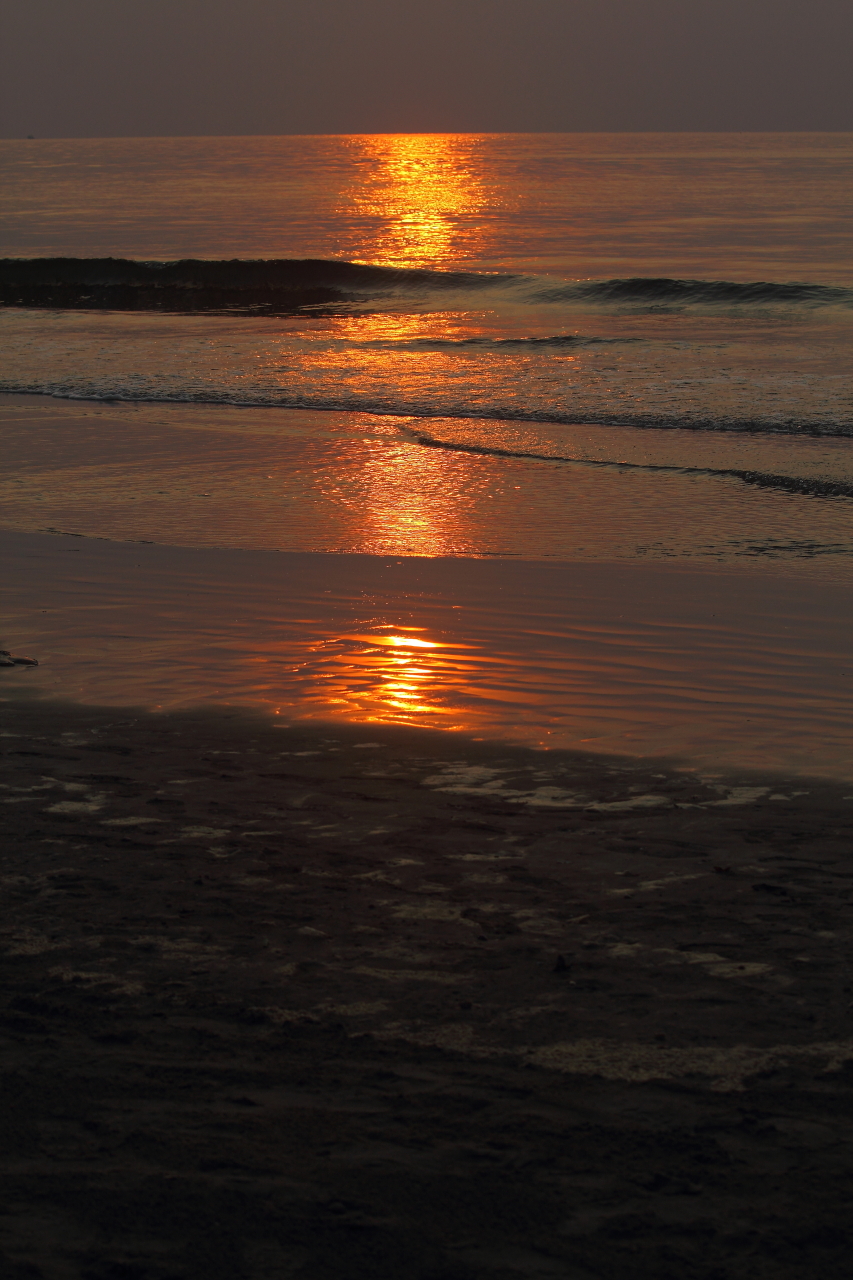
[
  {"xmin": 2, "ymin": 133, "xmax": 852, "ymax": 767},
  {"xmin": 3, "ymin": 133, "xmax": 851, "ymax": 278},
  {"xmin": 5, "ymin": 533, "xmax": 853, "ymax": 777},
  {"xmin": 2, "ymin": 135, "xmax": 852, "ymax": 569}
]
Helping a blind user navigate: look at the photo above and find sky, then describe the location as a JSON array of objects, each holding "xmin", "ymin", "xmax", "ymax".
[{"xmin": 1, "ymin": 0, "xmax": 851, "ymax": 138}]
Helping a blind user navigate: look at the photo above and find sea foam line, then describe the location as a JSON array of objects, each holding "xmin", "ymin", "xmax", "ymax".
[{"xmin": 406, "ymin": 428, "xmax": 853, "ymax": 500}]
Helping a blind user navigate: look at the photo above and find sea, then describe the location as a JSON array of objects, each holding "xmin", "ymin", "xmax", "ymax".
[
  {"xmin": 1, "ymin": 132, "xmax": 852, "ymax": 564},
  {"xmin": 2, "ymin": 133, "xmax": 852, "ymax": 772}
]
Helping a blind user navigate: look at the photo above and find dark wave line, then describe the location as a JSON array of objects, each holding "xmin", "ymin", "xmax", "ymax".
[
  {"xmin": 409, "ymin": 431, "xmax": 853, "ymax": 500},
  {"xmin": 0, "ymin": 256, "xmax": 513, "ymax": 313},
  {"xmin": 1, "ymin": 258, "xmax": 850, "ymax": 313},
  {"xmin": 358, "ymin": 335, "xmax": 643, "ymax": 351},
  {"xmin": 4, "ymin": 384, "xmax": 851, "ymax": 438},
  {"xmin": 532, "ymin": 276, "xmax": 853, "ymax": 308}
]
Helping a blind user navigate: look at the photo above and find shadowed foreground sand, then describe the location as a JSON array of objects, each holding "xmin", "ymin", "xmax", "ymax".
[{"xmin": 2, "ymin": 694, "xmax": 852, "ymax": 1279}]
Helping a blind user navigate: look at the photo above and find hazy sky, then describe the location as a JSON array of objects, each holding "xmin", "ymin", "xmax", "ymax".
[{"xmin": 2, "ymin": 0, "xmax": 851, "ymax": 137}]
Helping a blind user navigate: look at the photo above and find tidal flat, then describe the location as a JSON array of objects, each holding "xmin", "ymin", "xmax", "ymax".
[{"xmin": 2, "ymin": 695, "xmax": 852, "ymax": 1278}]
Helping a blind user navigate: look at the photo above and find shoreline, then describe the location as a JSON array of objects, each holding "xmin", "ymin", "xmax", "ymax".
[
  {"xmin": 2, "ymin": 694, "xmax": 852, "ymax": 1276},
  {"xmin": 3, "ymin": 525, "xmax": 853, "ymax": 780},
  {"xmin": 5, "ymin": 126, "xmax": 853, "ymax": 1276},
  {"xmin": 4, "ymin": 390, "xmax": 853, "ymax": 1274},
  {"xmin": 4, "ymin": 389, "xmax": 853, "ymax": 576}
]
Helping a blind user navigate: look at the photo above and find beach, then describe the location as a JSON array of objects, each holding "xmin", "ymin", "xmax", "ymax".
[
  {"xmin": 3, "ymin": 692, "xmax": 853, "ymax": 1277},
  {"xmin": 4, "ymin": 509, "xmax": 853, "ymax": 1277},
  {"xmin": 3, "ymin": 131, "xmax": 853, "ymax": 1277},
  {"xmin": 3, "ymin": 398, "xmax": 853, "ymax": 1280}
]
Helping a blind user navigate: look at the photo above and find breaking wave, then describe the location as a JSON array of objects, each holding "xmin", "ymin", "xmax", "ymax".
[
  {"xmin": 530, "ymin": 277, "xmax": 853, "ymax": 308},
  {"xmin": 0, "ymin": 257, "xmax": 513, "ymax": 312},
  {"xmin": 2, "ymin": 258, "xmax": 850, "ymax": 313}
]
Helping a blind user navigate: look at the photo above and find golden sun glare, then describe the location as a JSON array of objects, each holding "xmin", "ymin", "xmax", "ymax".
[{"xmin": 342, "ymin": 134, "xmax": 486, "ymax": 268}]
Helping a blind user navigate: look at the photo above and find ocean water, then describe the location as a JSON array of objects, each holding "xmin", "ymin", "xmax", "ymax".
[
  {"xmin": 2, "ymin": 134, "xmax": 853, "ymax": 771},
  {"xmin": 1, "ymin": 132, "xmax": 852, "ymax": 568}
]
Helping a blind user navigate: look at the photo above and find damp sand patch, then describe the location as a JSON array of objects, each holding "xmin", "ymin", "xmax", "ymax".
[{"xmin": 3, "ymin": 695, "xmax": 853, "ymax": 1277}]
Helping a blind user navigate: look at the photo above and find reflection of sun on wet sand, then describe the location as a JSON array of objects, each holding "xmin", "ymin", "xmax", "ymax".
[
  {"xmin": 327, "ymin": 631, "xmax": 476, "ymax": 724},
  {"xmin": 347, "ymin": 631, "xmax": 449, "ymax": 718},
  {"xmin": 3, "ymin": 524, "xmax": 853, "ymax": 776}
]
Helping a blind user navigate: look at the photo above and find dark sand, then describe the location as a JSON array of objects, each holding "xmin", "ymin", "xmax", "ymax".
[{"xmin": 2, "ymin": 692, "xmax": 852, "ymax": 1279}]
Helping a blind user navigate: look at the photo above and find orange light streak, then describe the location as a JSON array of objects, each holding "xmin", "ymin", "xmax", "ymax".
[{"xmin": 341, "ymin": 134, "xmax": 488, "ymax": 269}]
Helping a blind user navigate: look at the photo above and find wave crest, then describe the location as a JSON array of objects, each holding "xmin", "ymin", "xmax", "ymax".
[
  {"xmin": 0, "ymin": 257, "xmax": 512, "ymax": 312},
  {"xmin": 533, "ymin": 277, "xmax": 852, "ymax": 308},
  {"xmin": 2, "ymin": 258, "xmax": 849, "ymax": 313}
]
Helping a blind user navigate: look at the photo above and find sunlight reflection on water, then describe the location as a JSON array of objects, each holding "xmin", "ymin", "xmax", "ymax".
[
  {"xmin": 340, "ymin": 134, "xmax": 492, "ymax": 269},
  {"xmin": 5, "ymin": 534, "xmax": 853, "ymax": 777},
  {"xmin": 317, "ymin": 630, "xmax": 477, "ymax": 724}
]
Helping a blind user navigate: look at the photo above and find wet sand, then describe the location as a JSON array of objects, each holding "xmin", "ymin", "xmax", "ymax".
[
  {"xmin": 3, "ymin": 528, "xmax": 853, "ymax": 778},
  {"xmin": 3, "ymin": 475, "xmax": 853, "ymax": 1275},
  {"xmin": 2, "ymin": 693, "xmax": 853, "ymax": 1278}
]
